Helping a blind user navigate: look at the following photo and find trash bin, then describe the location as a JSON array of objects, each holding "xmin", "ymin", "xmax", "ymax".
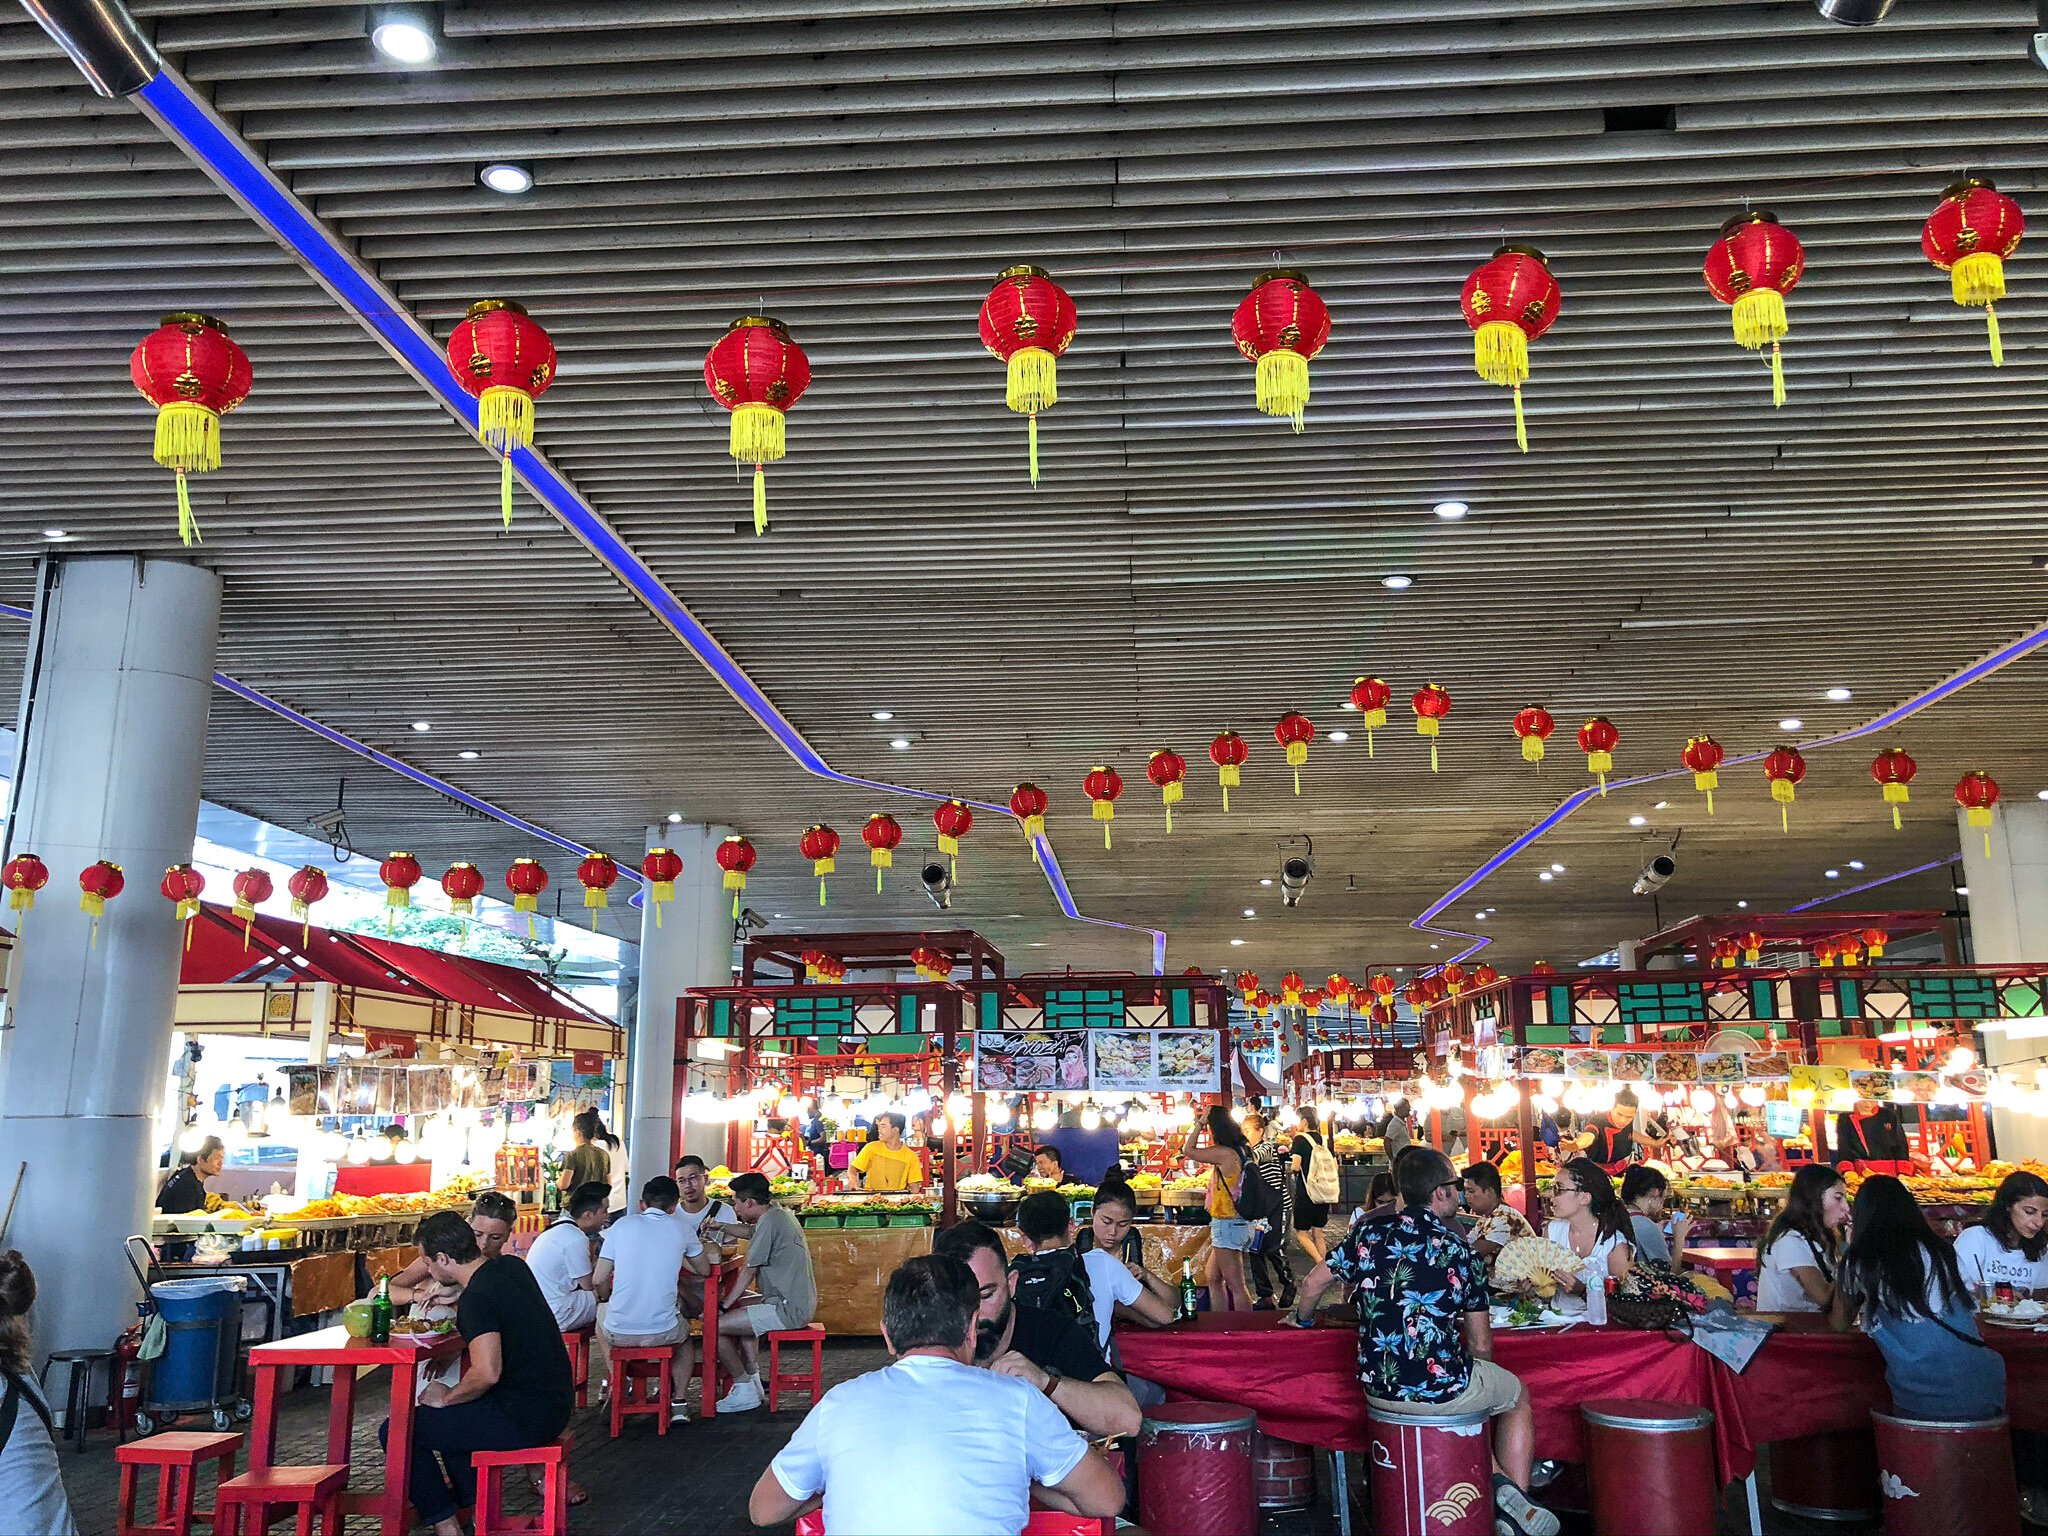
[{"xmin": 147, "ymin": 1275, "xmax": 247, "ymax": 1415}]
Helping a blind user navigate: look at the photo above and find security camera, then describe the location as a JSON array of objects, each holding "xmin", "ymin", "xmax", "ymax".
[
  {"xmin": 736, "ymin": 906, "xmax": 770, "ymax": 934},
  {"xmin": 1632, "ymin": 855, "xmax": 1677, "ymax": 896},
  {"xmin": 1279, "ymin": 854, "xmax": 1314, "ymax": 909},
  {"xmin": 920, "ymin": 862, "xmax": 953, "ymax": 911},
  {"xmin": 1814, "ymin": 0, "xmax": 1894, "ymax": 23}
]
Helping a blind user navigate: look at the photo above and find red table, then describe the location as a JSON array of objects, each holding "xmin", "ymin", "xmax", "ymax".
[
  {"xmin": 699, "ymin": 1260, "xmax": 723, "ymax": 1420},
  {"xmin": 247, "ymin": 1325, "xmax": 465, "ymax": 1536},
  {"xmin": 1681, "ymin": 1247, "xmax": 1757, "ymax": 1282}
]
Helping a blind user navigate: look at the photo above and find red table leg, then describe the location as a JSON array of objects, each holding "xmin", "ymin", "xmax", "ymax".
[
  {"xmin": 377, "ymin": 1355, "xmax": 421, "ymax": 1536},
  {"xmin": 324, "ymin": 1362, "xmax": 358, "ymax": 1467},
  {"xmin": 702, "ymin": 1262, "xmax": 722, "ymax": 1421},
  {"xmin": 249, "ymin": 1363, "xmax": 283, "ymax": 1472}
]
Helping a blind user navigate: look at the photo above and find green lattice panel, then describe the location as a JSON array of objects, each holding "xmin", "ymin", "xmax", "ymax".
[
  {"xmin": 2002, "ymin": 981, "xmax": 2046, "ymax": 1020},
  {"xmin": 1616, "ymin": 981, "xmax": 1709, "ymax": 1026},
  {"xmin": 978, "ymin": 992, "xmax": 1000, "ymax": 1029},
  {"xmin": 1903, "ymin": 975, "xmax": 1999, "ymax": 1020},
  {"xmin": 1527, "ymin": 1024, "xmax": 1573, "ymax": 1044},
  {"xmin": 1044, "ymin": 988, "xmax": 1124, "ymax": 1028},
  {"xmin": 770, "ymin": 995, "xmax": 855, "ymax": 1038},
  {"xmin": 1170, "ymin": 991, "xmax": 1194, "ymax": 1028},
  {"xmin": 1749, "ymin": 981, "xmax": 1779, "ymax": 1019},
  {"xmin": 706, "ymin": 999, "xmax": 734, "ymax": 1038}
]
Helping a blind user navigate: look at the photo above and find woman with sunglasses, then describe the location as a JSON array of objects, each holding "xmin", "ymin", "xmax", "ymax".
[{"xmin": 1541, "ymin": 1158, "xmax": 1634, "ymax": 1309}]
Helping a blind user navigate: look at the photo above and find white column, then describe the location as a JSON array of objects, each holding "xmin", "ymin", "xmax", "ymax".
[
  {"xmin": 0, "ymin": 556, "xmax": 219, "ymax": 1363},
  {"xmin": 1957, "ymin": 802, "xmax": 2048, "ymax": 1162},
  {"xmin": 627, "ymin": 821, "xmax": 734, "ymax": 1192}
]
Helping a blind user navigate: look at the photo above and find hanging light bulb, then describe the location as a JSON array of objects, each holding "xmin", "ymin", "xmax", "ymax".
[
  {"xmin": 1945, "ymin": 1046, "xmax": 1977, "ymax": 1074},
  {"xmin": 178, "ymin": 1125, "xmax": 208, "ymax": 1156},
  {"xmin": 988, "ymin": 1098, "xmax": 1012, "ymax": 1127},
  {"xmin": 778, "ymin": 1095, "xmax": 803, "ymax": 1120},
  {"xmin": 1688, "ymin": 1088, "xmax": 1717, "ymax": 1115},
  {"xmin": 1531, "ymin": 1094, "xmax": 1559, "ymax": 1115},
  {"xmin": 1032, "ymin": 1104, "xmax": 1058, "ymax": 1132},
  {"xmin": 393, "ymin": 1140, "xmax": 418, "ymax": 1164},
  {"xmin": 345, "ymin": 1136, "xmax": 372, "ymax": 1165},
  {"xmin": 1080, "ymin": 1104, "xmax": 1102, "ymax": 1130},
  {"xmin": 1739, "ymin": 1086, "xmax": 1766, "ymax": 1108},
  {"xmin": 1826, "ymin": 1088, "xmax": 1858, "ymax": 1113}
]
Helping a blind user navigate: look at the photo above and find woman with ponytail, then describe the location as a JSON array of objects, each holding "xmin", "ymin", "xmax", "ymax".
[{"xmin": 0, "ymin": 1250, "xmax": 77, "ymax": 1534}]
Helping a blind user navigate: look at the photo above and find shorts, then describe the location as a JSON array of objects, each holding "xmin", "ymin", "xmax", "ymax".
[
  {"xmin": 603, "ymin": 1324, "xmax": 683, "ymax": 1349},
  {"xmin": 1294, "ymin": 1199, "xmax": 1331, "ymax": 1231},
  {"xmin": 1367, "ymin": 1358, "xmax": 1524, "ymax": 1421},
  {"xmin": 1208, "ymin": 1217, "xmax": 1254, "ymax": 1253},
  {"xmin": 744, "ymin": 1302, "xmax": 789, "ymax": 1337}
]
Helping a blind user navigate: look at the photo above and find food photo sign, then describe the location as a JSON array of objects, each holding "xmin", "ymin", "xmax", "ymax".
[{"xmin": 973, "ymin": 1028, "xmax": 1221, "ymax": 1094}]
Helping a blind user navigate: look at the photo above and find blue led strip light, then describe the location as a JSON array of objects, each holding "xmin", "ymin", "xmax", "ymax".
[
  {"xmin": 1786, "ymin": 855, "xmax": 1962, "ymax": 913},
  {"xmin": 1414, "ymin": 618, "xmax": 2048, "ymax": 961},
  {"xmin": 132, "ymin": 68, "xmax": 1165, "ymax": 972}
]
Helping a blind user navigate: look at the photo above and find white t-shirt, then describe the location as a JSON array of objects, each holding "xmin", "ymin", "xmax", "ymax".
[
  {"xmin": 525, "ymin": 1220, "xmax": 597, "ymax": 1331},
  {"xmin": 1756, "ymin": 1230, "xmax": 1827, "ymax": 1313},
  {"xmin": 1544, "ymin": 1218, "xmax": 1631, "ymax": 1314},
  {"xmin": 1956, "ymin": 1224, "xmax": 2048, "ymax": 1293},
  {"xmin": 671, "ymin": 1198, "xmax": 735, "ymax": 1250},
  {"xmin": 599, "ymin": 1208, "xmax": 700, "ymax": 1338},
  {"xmin": 603, "ymin": 1139, "xmax": 629, "ymax": 1214},
  {"xmin": 1081, "ymin": 1247, "xmax": 1144, "ymax": 1353},
  {"xmin": 770, "ymin": 1352, "xmax": 1089, "ymax": 1536}
]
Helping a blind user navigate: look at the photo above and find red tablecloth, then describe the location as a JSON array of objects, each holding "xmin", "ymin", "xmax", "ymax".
[{"xmin": 1114, "ymin": 1312, "xmax": 2048, "ymax": 1486}]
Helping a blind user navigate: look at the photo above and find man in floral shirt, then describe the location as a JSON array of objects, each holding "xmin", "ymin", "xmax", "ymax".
[{"xmin": 1289, "ymin": 1148, "xmax": 1558, "ymax": 1536}]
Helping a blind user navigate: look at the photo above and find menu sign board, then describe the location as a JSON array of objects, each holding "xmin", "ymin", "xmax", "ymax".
[
  {"xmin": 973, "ymin": 1029, "xmax": 1222, "ymax": 1094},
  {"xmin": 974, "ymin": 1030, "xmax": 1090, "ymax": 1091}
]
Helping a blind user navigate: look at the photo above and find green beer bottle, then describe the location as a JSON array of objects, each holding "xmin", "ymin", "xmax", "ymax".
[
  {"xmin": 369, "ymin": 1275, "xmax": 393, "ymax": 1345},
  {"xmin": 1177, "ymin": 1258, "xmax": 1198, "ymax": 1320}
]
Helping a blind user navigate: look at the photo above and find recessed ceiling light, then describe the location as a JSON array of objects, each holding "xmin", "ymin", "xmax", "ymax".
[
  {"xmin": 1848, "ymin": 859, "xmax": 1865, "ymax": 871},
  {"xmin": 1380, "ymin": 574, "xmax": 1415, "ymax": 591},
  {"xmin": 1825, "ymin": 687, "xmax": 1853, "ymax": 702},
  {"xmin": 666, "ymin": 812, "xmax": 683, "ymax": 824},
  {"xmin": 1342, "ymin": 700, "xmax": 1359, "ymax": 711},
  {"xmin": 1230, "ymin": 938, "xmax": 1246, "ymax": 947},
  {"xmin": 1485, "ymin": 907, "xmax": 1497, "ymax": 914},
  {"xmin": 1259, "ymin": 878, "xmax": 1273, "ymax": 887},
  {"xmin": 1242, "ymin": 908, "xmax": 1256, "ymax": 918},
  {"xmin": 40, "ymin": 528, "xmax": 67, "ymax": 541},
  {"xmin": 1538, "ymin": 871, "xmax": 1554, "ymax": 882},
  {"xmin": 477, "ymin": 162, "xmax": 533, "ymax": 195},
  {"xmin": 1550, "ymin": 863, "xmax": 1565, "ymax": 874},
  {"xmin": 1956, "ymin": 886, "xmax": 1971, "ymax": 897},
  {"xmin": 1328, "ymin": 730, "xmax": 1350, "ymax": 743},
  {"xmin": 871, "ymin": 710, "xmax": 895, "ymax": 721},
  {"xmin": 1430, "ymin": 943, "xmax": 1441, "ymax": 951},
  {"xmin": 1433, "ymin": 501, "xmax": 1469, "ymax": 521},
  {"xmin": 1825, "ymin": 869, "xmax": 1840, "ymax": 878},
  {"xmin": 411, "ymin": 721, "xmax": 431, "ymax": 733},
  {"xmin": 370, "ymin": 17, "xmax": 436, "ymax": 65},
  {"xmin": 889, "ymin": 737, "xmax": 911, "ymax": 750},
  {"xmin": 1628, "ymin": 814, "xmax": 1648, "ymax": 827},
  {"xmin": 1737, "ymin": 899, "xmax": 1749, "ymax": 908},
  {"xmin": 1475, "ymin": 911, "xmax": 1489, "ymax": 920},
  {"xmin": 457, "ymin": 750, "xmax": 480, "ymax": 761},
  {"xmin": 1653, "ymin": 801, "xmax": 1670, "ymax": 810},
  {"xmin": 1779, "ymin": 717, "xmax": 1803, "ymax": 732}
]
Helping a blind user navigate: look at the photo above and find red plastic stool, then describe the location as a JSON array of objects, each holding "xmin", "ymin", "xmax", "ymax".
[
  {"xmin": 1768, "ymin": 1428, "xmax": 1880, "ymax": 1523},
  {"xmin": 607, "ymin": 1345, "xmax": 674, "ymax": 1438},
  {"xmin": 1872, "ymin": 1409, "xmax": 2019, "ymax": 1536},
  {"xmin": 1138, "ymin": 1401, "xmax": 1256, "ymax": 1536},
  {"xmin": 213, "ymin": 1464, "xmax": 346, "ymax": 1536},
  {"xmin": 766, "ymin": 1323, "xmax": 826, "ymax": 1411},
  {"xmin": 115, "ymin": 1431, "xmax": 241, "ymax": 1536},
  {"xmin": 1364, "ymin": 1402, "xmax": 1495, "ymax": 1536},
  {"xmin": 474, "ymin": 1434, "xmax": 573, "ymax": 1536},
  {"xmin": 1582, "ymin": 1399, "xmax": 1717, "ymax": 1536},
  {"xmin": 561, "ymin": 1326, "xmax": 593, "ymax": 1409},
  {"xmin": 1251, "ymin": 1430, "xmax": 1314, "ymax": 1512}
]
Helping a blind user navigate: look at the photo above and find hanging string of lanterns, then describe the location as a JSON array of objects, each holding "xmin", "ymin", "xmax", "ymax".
[
  {"xmin": 446, "ymin": 298, "xmax": 556, "ymax": 528},
  {"xmin": 129, "ymin": 313, "xmax": 252, "ymax": 546},
  {"xmin": 978, "ymin": 265, "xmax": 1077, "ymax": 485}
]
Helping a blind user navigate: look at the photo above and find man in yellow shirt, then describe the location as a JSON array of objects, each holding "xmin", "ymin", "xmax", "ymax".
[{"xmin": 847, "ymin": 1112, "xmax": 925, "ymax": 1192}]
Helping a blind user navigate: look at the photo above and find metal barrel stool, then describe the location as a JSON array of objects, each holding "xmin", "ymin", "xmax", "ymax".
[
  {"xmin": 1137, "ymin": 1400, "xmax": 1257, "ymax": 1536},
  {"xmin": 1581, "ymin": 1399, "xmax": 1719, "ymax": 1536},
  {"xmin": 1768, "ymin": 1428, "xmax": 1880, "ymax": 1523},
  {"xmin": 1363, "ymin": 1403, "xmax": 1495, "ymax": 1536},
  {"xmin": 1871, "ymin": 1409, "xmax": 2019, "ymax": 1536}
]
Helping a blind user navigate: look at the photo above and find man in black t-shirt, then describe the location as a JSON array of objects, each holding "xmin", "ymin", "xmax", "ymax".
[
  {"xmin": 932, "ymin": 1220, "xmax": 1139, "ymax": 1439},
  {"xmin": 381, "ymin": 1211, "xmax": 573, "ymax": 1536}
]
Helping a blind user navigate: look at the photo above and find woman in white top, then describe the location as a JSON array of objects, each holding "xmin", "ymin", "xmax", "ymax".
[
  {"xmin": 1755, "ymin": 1163, "xmax": 1850, "ymax": 1313},
  {"xmin": 1542, "ymin": 1157, "xmax": 1634, "ymax": 1311},
  {"xmin": 1955, "ymin": 1170, "xmax": 2048, "ymax": 1298},
  {"xmin": 0, "ymin": 1251, "xmax": 77, "ymax": 1536}
]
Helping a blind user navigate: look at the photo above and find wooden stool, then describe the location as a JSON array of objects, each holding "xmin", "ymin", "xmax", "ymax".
[
  {"xmin": 607, "ymin": 1345, "xmax": 674, "ymax": 1438},
  {"xmin": 214, "ymin": 1464, "xmax": 346, "ymax": 1536},
  {"xmin": 560, "ymin": 1326, "xmax": 593, "ymax": 1409},
  {"xmin": 116, "ymin": 1431, "xmax": 242, "ymax": 1536},
  {"xmin": 1582, "ymin": 1400, "xmax": 1717, "ymax": 1536},
  {"xmin": 1364, "ymin": 1402, "xmax": 1496, "ymax": 1536},
  {"xmin": 474, "ymin": 1434, "xmax": 573, "ymax": 1536},
  {"xmin": 1871, "ymin": 1409, "xmax": 2019, "ymax": 1536},
  {"xmin": 766, "ymin": 1323, "xmax": 826, "ymax": 1411}
]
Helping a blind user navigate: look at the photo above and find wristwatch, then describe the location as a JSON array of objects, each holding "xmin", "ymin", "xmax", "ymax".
[{"xmin": 1041, "ymin": 1366, "xmax": 1062, "ymax": 1398}]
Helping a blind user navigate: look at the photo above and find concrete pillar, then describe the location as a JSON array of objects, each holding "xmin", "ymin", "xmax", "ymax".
[
  {"xmin": 0, "ymin": 556, "xmax": 219, "ymax": 1363},
  {"xmin": 1957, "ymin": 802, "xmax": 2048, "ymax": 1162},
  {"xmin": 627, "ymin": 821, "xmax": 734, "ymax": 1192}
]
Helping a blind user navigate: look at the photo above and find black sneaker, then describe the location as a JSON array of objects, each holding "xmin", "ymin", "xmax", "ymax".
[{"xmin": 1493, "ymin": 1474, "xmax": 1561, "ymax": 1536}]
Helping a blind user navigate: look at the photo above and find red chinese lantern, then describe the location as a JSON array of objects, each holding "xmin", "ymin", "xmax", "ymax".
[
  {"xmin": 800, "ymin": 824, "xmax": 840, "ymax": 907},
  {"xmin": 287, "ymin": 864, "xmax": 328, "ymax": 946},
  {"xmin": 1412, "ymin": 684, "xmax": 1452, "ymax": 773},
  {"xmin": 712, "ymin": 836, "xmax": 755, "ymax": 917},
  {"xmin": 1813, "ymin": 936, "xmax": 1839, "ymax": 969},
  {"xmin": 161, "ymin": 863, "xmax": 204, "ymax": 949},
  {"xmin": 1711, "ymin": 937, "xmax": 1742, "ymax": 970},
  {"xmin": 379, "ymin": 851, "xmax": 423, "ymax": 923},
  {"xmin": 704, "ymin": 315, "xmax": 812, "ymax": 535},
  {"xmin": 441, "ymin": 861, "xmax": 484, "ymax": 915},
  {"xmin": 1740, "ymin": 930, "xmax": 1766, "ymax": 964},
  {"xmin": 446, "ymin": 298, "xmax": 556, "ymax": 528},
  {"xmin": 1956, "ymin": 770, "xmax": 2001, "ymax": 856},
  {"xmin": 1835, "ymin": 932, "xmax": 1866, "ymax": 967},
  {"xmin": 129, "ymin": 312, "xmax": 253, "ymax": 546},
  {"xmin": 1010, "ymin": 783, "xmax": 1049, "ymax": 857},
  {"xmin": 641, "ymin": 847, "xmax": 683, "ymax": 927},
  {"xmin": 1350, "ymin": 676, "xmax": 1392, "ymax": 757},
  {"xmin": 1763, "ymin": 746, "xmax": 1807, "ymax": 833},
  {"xmin": 1578, "ymin": 716, "xmax": 1619, "ymax": 796},
  {"xmin": 505, "ymin": 857, "xmax": 550, "ymax": 934},
  {"xmin": 1460, "ymin": 245, "xmax": 1562, "ymax": 452},
  {"xmin": 1279, "ymin": 972, "xmax": 1305, "ymax": 1006},
  {"xmin": 1274, "ymin": 713, "xmax": 1315, "ymax": 796},
  {"xmin": 978, "ymin": 265, "xmax": 1077, "ymax": 484},
  {"xmin": 1871, "ymin": 747, "xmax": 1917, "ymax": 830},
  {"xmin": 1369, "ymin": 972, "xmax": 1395, "ymax": 1004},
  {"xmin": 1472, "ymin": 964, "xmax": 1499, "ymax": 987},
  {"xmin": 1230, "ymin": 269, "xmax": 1332, "ymax": 430},
  {"xmin": 933, "ymin": 800, "xmax": 974, "ymax": 875},
  {"xmin": 1083, "ymin": 766, "xmax": 1123, "ymax": 850},
  {"xmin": 911, "ymin": 945, "xmax": 951, "ymax": 982},
  {"xmin": 576, "ymin": 853, "xmax": 618, "ymax": 927},
  {"xmin": 1512, "ymin": 706, "xmax": 1555, "ymax": 766},
  {"xmin": 1863, "ymin": 926, "xmax": 1890, "ymax": 959},
  {"xmin": 78, "ymin": 860, "xmax": 124, "ymax": 948},
  {"xmin": 1682, "ymin": 736, "xmax": 1725, "ymax": 814},
  {"xmin": 862, "ymin": 813, "xmax": 903, "ymax": 892},
  {"xmin": 1, "ymin": 854, "xmax": 48, "ymax": 927},
  {"xmin": 1146, "ymin": 750, "xmax": 1187, "ymax": 832},
  {"xmin": 1326, "ymin": 975, "xmax": 1354, "ymax": 1008},
  {"xmin": 1703, "ymin": 212, "xmax": 1805, "ymax": 408},
  {"xmin": 1300, "ymin": 988, "xmax": 1326, "ymax": 1017},
  {"xmin": 1236, "ymin": 972, "xmax": 1260, "ymax": 998},
  {"xmin": 1531, "ymin": 960, "xmax": 1557, "ymax": 976},
  {"xmin": 1923, "ymin": 177, "xmax": 2024, "ymax": 366},
  {"xmin": 1251, "ymin": 989, "xmax": 1275, "ymax": 1017},
  {"xmin": 1440, "ymin": 962, "xmax": 1467, "ymax": 997},
  {"xmin": 1209, "ymin": 731, "xmax": 1249, "ymax": 811},
  {"xmin": 230, "ymin": 867, "xmax": 272, "ymax": 949}
]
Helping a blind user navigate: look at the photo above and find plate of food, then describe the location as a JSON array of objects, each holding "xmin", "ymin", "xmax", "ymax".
[
  {"xmin": 1696, "ymin": 1052, "xmax": 1746, "ymax": 1084},
  {"xmin": 1981, "ymin": 1297, "xmax": 2048, "ymax": 1324},
  {"xmin": 1564, "ymin": 1051, "xmax": 1610, "ymax": 1081},
  {"xmin": 1519, "ymin": 1048, "xmax": 1566, "ymax": 1077},
  {"xmin": 1091, "ymin": 1031, "xmax": 1155, "ymax": 1087},
  {"xmin": 1608, "ymin": 1052, "xmax": 1654, "ymax": 1083},
  {"xmin": 1156, "ymin": 1031, "xmax": 1218, "ymax": 1087},
  {"xmin": 391, "ymin": 1316, "xmax": 458, "ymax": 1342},
  {"xmin": 1656, "ymin": 1051, "xmax": 1699, "ymax": 1083},
  {"xmin": 1744, "ymin": 1052, "xmax": 1793, "ymax": 1080},
  {"xmin": 1848, "ymin": 1070, "xmax": 1895, "ymax": 1101}
]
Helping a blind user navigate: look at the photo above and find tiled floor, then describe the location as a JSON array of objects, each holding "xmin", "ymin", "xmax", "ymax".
[{"xmin": 57, "ymin": 1341, "xmax": 1886, "ymax": 1535}]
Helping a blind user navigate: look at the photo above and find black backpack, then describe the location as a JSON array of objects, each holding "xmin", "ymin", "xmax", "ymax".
[
  {"xmin": 1230, "ymin": 1148, "xmax": 1283, "ymax": 1225},
  {"xmin": 1009, "ymin": 1245, "xmax": 1094, "ymax": 1325}
]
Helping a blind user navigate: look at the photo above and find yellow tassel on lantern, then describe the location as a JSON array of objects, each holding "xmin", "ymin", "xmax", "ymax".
[
  {"xmin": 1416, "ymin": 715, "xmax": 1441, "ymax": 774},
  {"xmin": 1729, "ymin": 289, "xmax": 1788, "ymax": 407},
  {"xmin": 1951, "ymin": 251, "xmax": 2006, "ymax": 365},
  {"xmin": 1006, "ymin": 346, "xmax": 1057, "ymax": 484},
  {"xmin": 1967, "ymin": 805, "xmax": 1994, "ymax": 857},
  {"xmin": 1362, "ymin": 706, "xmax": 1385, "ymax": 757},
  {"xmin": 1284, "ymin": 740, "xmax": 1307, "ymax": 796},
  {"xmin": 154, "ymin": 401, "xmax": 221, "ymax": 545},
  {"xmin": 870, "ymin": 848, "xmax": 891, "ymax": 893},
  {"xmin": 291, "ymin": 899, "xmax": 312, "ymax": 948},
  {"xmin": 1771, "ymin": 778, "xmax": 1796, "ymax": 833},
  {"xmin": 475, "ymin": 385, "xmax": 535, "ymax": 529},
  {"xmin": 1588, "ymin": 750, "xmax": 1612, "ymax": 795},
  {"xmin": 1092, "ymin": 798, "xmax": 1115, "ymax": 850},
  {"xmin": 937, "ymin": 832, "xmax": 958, "ymax": 860},
  {"xmin": 1161, "ymin": 780, "xmax": 1182, "ymax": 834},
  {"xmin": 728, "ymin": 404, "xmax": 786, "ymax": 537},
  {"xmin": 1254, "ymin": 350, "xmax": 1310, "ymax": 431},
  {"xmin": 1472, "ymin": 321, "xmax": 1532, "ymax": 453},
  {"xmin": 1218, "ymin": 764, "xmax": 1239, "ymax": 812},
  {"xmin": 1521, "ymin": 736, "xmax": 1546, "ymax": 765},
  {"xmin": 1883, "ymin": 781, "xmax": 1909, "ymax": 830},
  {"xmin": 1695, "ymin": 769, "xmax": 1718, "ymax": 815},
  {"xmin": 1020, "ymin": 811, "xmax": 1045, "ymax": 863}
]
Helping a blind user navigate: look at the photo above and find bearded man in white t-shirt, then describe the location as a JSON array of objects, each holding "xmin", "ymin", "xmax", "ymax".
[{"xmin": 750, "ymin": 1256, "xmax": 1123, "ymax": 1536}]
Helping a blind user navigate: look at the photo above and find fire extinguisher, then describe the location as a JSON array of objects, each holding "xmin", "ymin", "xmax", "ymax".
[{"xmin": 111, "ymin": 1323, "xmax": 143, "ymax": 1434}]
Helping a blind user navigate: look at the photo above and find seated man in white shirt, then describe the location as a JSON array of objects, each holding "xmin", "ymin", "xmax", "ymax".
[
  {"xmin": 750, "ymin": 1255, "xmax": 1123, "ymax": 1536},
  {"xmin": 593, "ymin": 1176, "xmax": 711, "ymax": 1423},
  {"xmin": 526, "ymin": 1181, "xmax": 609, "ymax": 1333},
  {"xmin": 671, "ymin": 1155, "xmax": 738, "ymax": 1320}
]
